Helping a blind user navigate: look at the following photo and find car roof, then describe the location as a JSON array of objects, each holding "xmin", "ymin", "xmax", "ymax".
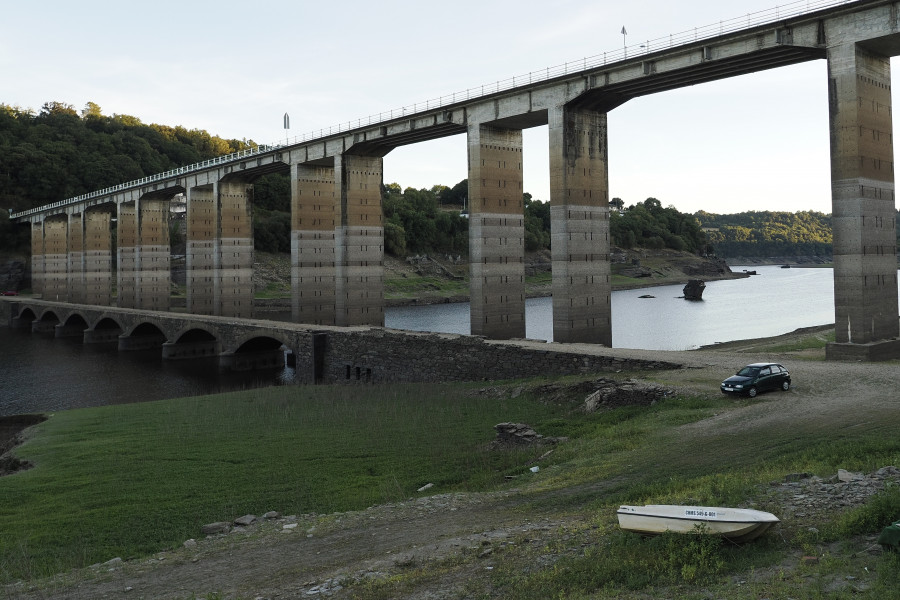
[{"xmin": 745, "ymin": 362, "xmax": 782, "ymax": 367}]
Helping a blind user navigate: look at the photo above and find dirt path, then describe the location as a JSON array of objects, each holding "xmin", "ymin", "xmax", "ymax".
[{"xmin": 4, "ymin": 342, "xmax": 899, "ymax": 599}]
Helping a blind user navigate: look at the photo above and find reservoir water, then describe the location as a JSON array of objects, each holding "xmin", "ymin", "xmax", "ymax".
[{"xmin": 0, "ymin": 266, "xmax": 850, "ymax": 416}]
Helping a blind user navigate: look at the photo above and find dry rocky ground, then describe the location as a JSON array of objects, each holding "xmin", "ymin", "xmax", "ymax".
[{"xmin": 3, "ymin": 329, "xmax": 899, "ymax": 599}]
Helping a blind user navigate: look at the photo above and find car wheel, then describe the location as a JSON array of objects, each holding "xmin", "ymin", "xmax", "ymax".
[
  {"xmin": 781, "ymin": 381, "xmax": 790, "ymax": 391},
  {"xmin": 747, "ymin": 386, "xmax": 758, "ymax": 398}
]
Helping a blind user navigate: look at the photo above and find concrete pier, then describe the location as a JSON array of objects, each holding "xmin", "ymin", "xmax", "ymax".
[
  {"xmin": 66, "ymin": 212, "xmax": 85, "ymax": 304},
  {"xmin": 117, "ymin": 203, "xmax": 137, "ymax": 308},
  {"xmin": 549, "ymin": 106, "xmax": 612, "ymax": 346},
  {"xmin": 84, "ymin": 209, "xmax": 112, "ymax": 306},
  {"xmin": 30, "ymin": 221, "xmax": 43, "ymax": 297},
  {"xmin": 335, "ymin": 154, "xmax": 384, "ymax": 327},
  {"xmin": 217, "ymin": 181, "xmax": 254, "ymax": 318},
  {"xmin": 291, "ymin": 164, "xmax": 337, "ymax": 324},
  {"xmin": 186, "ymin": 184, "xmax": 217, "ymax": 315},
  {"xmin": 467, "ymin": 124, "xmax": 525, "ymax": 339},
  {"xmin": 43, "ymin": 217, "xmax": 68, "ymax": 302},
  {"xmin": 825, "ymin": 27, "xmax": 900, "ymax": 359},
  {"xmin": 136, "ymin": 198, "xmax": 170, "ymax": 311}
]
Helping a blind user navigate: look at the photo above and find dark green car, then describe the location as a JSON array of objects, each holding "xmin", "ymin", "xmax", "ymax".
[{"xmin": 720, "ymin": 362, "xmax": 791, "ymax": 398}]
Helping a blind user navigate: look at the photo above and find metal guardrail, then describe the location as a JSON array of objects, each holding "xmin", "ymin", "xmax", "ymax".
[{"xmin": 11, "ymin": 0, "xmax": 856, "ymax": 220}]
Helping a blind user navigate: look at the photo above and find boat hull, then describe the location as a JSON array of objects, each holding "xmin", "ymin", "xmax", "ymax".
[{"xmin": 617, "ymin": 505, "xmax": 779, "ymax": 542}]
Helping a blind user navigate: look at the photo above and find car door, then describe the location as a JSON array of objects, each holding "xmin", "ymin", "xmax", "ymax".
[{"xmin": 757, "ymin": 366, "xmax": 773, "ymax": 391}]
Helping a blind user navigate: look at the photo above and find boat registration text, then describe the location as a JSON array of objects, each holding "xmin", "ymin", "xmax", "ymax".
[{"xmin": 684, "ymin": 509, "xmax": 718, "ymax": 518}]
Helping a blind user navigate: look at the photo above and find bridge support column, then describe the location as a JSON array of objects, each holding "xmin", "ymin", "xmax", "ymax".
[
  {"xmin": 217, "ymin": 181, "xmax": 254, "ymax": 318},
  {"xmin": 467, "ymin": 124, "xmax": 525, "ymax": 339},
  {"xmin": 84, "ymin": 209, "xmax": 112, "ymax": 306},
  {"xmin": 335, "ymin": 154, "xmax": 384, "ymax": 327},
  {"xmin": 825, "ymin": 42, "xmax": 900, "ymax": 360},
  {"xmin": 117, "ymin": 202, "xmax": 137, "ymax": 308},
  {"xmin": 43, "ymin": 217, "xmax": 68, "ymax": 302},
  {"xmin": 548, "ymin": 106, "xmax": 612, "ymax": 345},
  {"xmin": 30, "ymin": 221, "xmax": 43, "ymax": 297},
  {"xmin": 291, "ymin": 164, "xmax": 336, "ymax": 324},
  {"xmin": 136, "ymin": 198, "xmax": 170, "ymax": 311},
  {"xmin": 67, "ymin": 212, "xmax": 85, "ymax": 304},
  {"xmin": 186, "ymin": 184, "xmax": 218, "ymax": 315}
]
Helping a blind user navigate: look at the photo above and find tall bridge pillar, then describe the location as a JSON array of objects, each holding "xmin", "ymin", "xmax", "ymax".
[
  {"xmin": 186, "ymin": 184, "xmax": 217, "ymax": 315},
  {"xmin": 136, "ymin": 198, "xmax": 170, "ymax": 311},
  {"xmin": 117, "ymin": 202, "xmax": 137, "ymax": 308},
  {"xmin": 291, "ymin": 163, "xmax": 337, "ymax": 324},
  {"xmin": 335, "ymin": 154, "xmax": 384, "ymax": 327},
  {"xmin": 825, "ymin": 40, "xmax": 900, "ymax": 360},
  {"xmin": 467, "ymin": 124, "xmax": 525, "ymax": 339},
  {"xmin": 84, "ymin": 209, "xmax": 112, "ymax": 305},
  {"xmin": 217, "ymin": 181, "xmax": 254, "ymax": 318},
  {"xmin": 549, "ymin": 106, "xmax": 612, "ymax": 346},
  {"xmin": 67, "ymin": 212, "xmax": 85, "ymax": 304},
  {"xmin": 30, "ymin": 221, "xmax": 43, "ymax": 297},
  {"xmin": 43, "ymin": 216, "xmax": 68, "ymax": 302}
]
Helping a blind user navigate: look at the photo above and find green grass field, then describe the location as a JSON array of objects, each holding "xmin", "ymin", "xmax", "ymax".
[
  {"xmin": 0, "ymin": 382, "xmax": 560, "ymax": 582},
  {"xmin": 2, "ymin": 374, "xmax": 900, "ymax": 598}
]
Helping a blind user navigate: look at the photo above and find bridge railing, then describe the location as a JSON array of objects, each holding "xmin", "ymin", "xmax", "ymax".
[
  {"xmin": 10, "ymin": 144, "xmax": 279, "ymax": 219},
  {"xmin": 12, "ymin": 0, "xmax": 855, "ymax": 220},
  {"xmin": 278, "ymin": 0, "xmax": 854, "ymax": 146}
]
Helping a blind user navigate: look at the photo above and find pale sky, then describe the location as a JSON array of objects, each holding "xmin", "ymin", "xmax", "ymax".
[{"xmin": 1, "ymin": 0, "xmax": 896, "ymax": 215}]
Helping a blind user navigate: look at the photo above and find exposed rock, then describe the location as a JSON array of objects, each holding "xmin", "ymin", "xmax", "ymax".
[
  {"xmin": 682, "ymin": 279, "xmax": 705, "ymax": 300},
  {"xmin": 491, "ymin": 423, "xmax": 565, "ymax": 449},
  {"xmin": 234, "ymin": 514, "xmax": 257, "ymax": 526},
  {"xmin": 262, "ymin": 511, "xmax": 281, "ymax": 520},
  {"xmin": 183, "ymin": 539, "xmax": 197, "ymax": 549},
  {"xmin": 583, "ymin": 379, "xmax": 673, "ymax": 412},
  {"xmin": 766, "ymin": 466, "xmax": 900, "ymax": 522},
  {"xmin": 837, "ymin": 469, "xmax": 863, "ymax": 483},
  {"xmin": 201, "ymin": 522, "xmax": 231, "ymax": 535}
]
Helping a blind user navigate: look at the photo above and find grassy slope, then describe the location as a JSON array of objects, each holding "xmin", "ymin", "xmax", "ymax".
[
  {"xmin": 0, "ymin": 384, "xmax": 560, "ymax": 582},
  {"xmin": 2, "ymin": 330, "xmax": 900, "ymax": 598}
]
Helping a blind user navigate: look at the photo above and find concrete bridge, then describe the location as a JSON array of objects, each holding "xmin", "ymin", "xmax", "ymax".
[{"xmin": 9, "ymin": 0, "xmax": 900, "ymax": 360}]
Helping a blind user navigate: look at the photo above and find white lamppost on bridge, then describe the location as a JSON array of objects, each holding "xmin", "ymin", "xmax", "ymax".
[
  {"xmin": 283, "ymin": 113, "xmax": 290, "ymax": 146},
  {"xmin": 621, "ymin": 26, "xmax": 627, "ymax": 57}
]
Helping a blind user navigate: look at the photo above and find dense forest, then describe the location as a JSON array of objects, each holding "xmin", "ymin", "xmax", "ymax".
[{"xmin": 5, "ymin": 101, "xmax": 899, "ymax": 261}]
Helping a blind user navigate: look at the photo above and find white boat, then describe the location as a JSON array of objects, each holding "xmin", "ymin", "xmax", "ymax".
[{"xmin": 617, "ymin": 504, "xmax": 779, "ymax": 542}]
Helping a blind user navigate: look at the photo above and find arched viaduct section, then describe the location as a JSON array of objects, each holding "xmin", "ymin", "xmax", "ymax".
[
  {"xmin": 10, "ymin": 0, "xmax": 900, "ymax": 360},
  {"xmin": 2, "ymin": 298, "xmax": 681, "ymax": 384}
]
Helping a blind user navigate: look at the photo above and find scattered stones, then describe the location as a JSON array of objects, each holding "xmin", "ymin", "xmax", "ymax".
[
  {"xmin": 262, "ymin": 511, "xmax": 281, "ymax": 520},
  {"xmin": 234, "ymin": 514, "xmax": 257, "ymax": 527},
  {"xmin": 417, "ymin": 483, "xmax": 435, "ymax": 493},
  {"xmin": 183, "ymin": 539, "xmax": 197, "ymax": 549},
  {"xmin": 103, "ymin": 557, "xmax": 123, "ymax": 570},
  {"xmin": 491, "ymin": 423, "xmax": 565, "ymax": 449},
  {"xmin": 767, "ymin": 466, "xmax": 900, "ymax": 522}
]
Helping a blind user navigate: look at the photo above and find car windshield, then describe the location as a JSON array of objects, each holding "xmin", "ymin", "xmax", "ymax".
[{"xmin": 737, "ymin": 366, "xmax": 760, "ymax": 377}]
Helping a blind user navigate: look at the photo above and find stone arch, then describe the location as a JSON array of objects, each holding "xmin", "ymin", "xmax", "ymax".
[
  {"xmin": 84, "ymin": 316, "xmax": 125, "ymax": 345},
  {"xmin": 118, "ymin": 321, "xmax": 167, "ymax": 352},
  {"xmin": 221, "ymin": 334, "xmax": 288, "ymax": 372},
  {"xmin": 161, "ymin": 326, "xmax": 222, "ymax": 361}
]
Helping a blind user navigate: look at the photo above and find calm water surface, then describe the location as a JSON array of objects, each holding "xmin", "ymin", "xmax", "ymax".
[
  {"xmin": 388, "ymin": 266, "xmax": 839, "ymax": 349},
  {"xmin": 0, "ymin": 266, "xmax": 855, "ymax": 416}
]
